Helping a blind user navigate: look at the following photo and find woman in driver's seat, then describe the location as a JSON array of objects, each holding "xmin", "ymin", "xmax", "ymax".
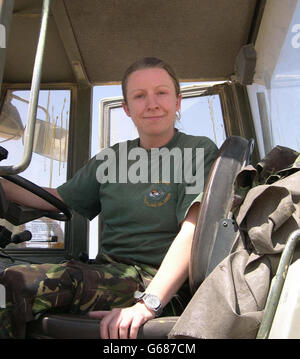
[{"xmin": 0, "ymin": 57, "xmax": 218, "ymax": 339}]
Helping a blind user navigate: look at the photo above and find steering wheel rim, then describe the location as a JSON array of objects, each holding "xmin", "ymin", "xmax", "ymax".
[{"xmin": 1, "ymin": 174, "xmax": 72, "ymax": 222}]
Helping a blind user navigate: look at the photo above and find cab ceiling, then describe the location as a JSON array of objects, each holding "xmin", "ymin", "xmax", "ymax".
[{"xmin": 3, "ymin": 0, "xmax": 260, "ymax": 85}]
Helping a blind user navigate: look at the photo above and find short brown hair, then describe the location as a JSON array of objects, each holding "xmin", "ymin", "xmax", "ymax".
[{"xmin": 122, "ymin": 57, "xmax": 181, "ymax": 104}]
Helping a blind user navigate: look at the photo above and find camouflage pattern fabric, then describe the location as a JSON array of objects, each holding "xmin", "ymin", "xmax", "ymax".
[
  {"xmin": 0, "ymin": 253, "xmax": 189, "ymax": 338},
  {"xmin": 0, "ymin": 255, "xmax": 151, "ymax": 338}
]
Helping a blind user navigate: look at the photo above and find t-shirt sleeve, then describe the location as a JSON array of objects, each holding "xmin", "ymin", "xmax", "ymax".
[
  {"xmin": 176, "ymin": 137, "xmax": 218, "ymax": 225},
  {"xmin": 57, "ymin": 155, "xmax": 102, "ymax": 220}
]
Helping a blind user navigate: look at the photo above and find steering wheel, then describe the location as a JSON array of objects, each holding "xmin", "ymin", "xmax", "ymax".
[{"xmin": 0, "ymin": 174, "xmax": 72, "ymax": 225}]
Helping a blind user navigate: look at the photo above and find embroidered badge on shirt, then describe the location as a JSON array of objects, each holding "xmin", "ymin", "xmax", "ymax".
[{"xmin": 144, "ymin": 183, "xmax": 171, "ymax": 207}]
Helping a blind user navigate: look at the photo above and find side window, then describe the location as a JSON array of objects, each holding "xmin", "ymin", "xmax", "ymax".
[
  {"xmin": 247, "ymin": 1, "xmax": 300, "ymax": 157},
  {"xmin": 178, "ymin": 87, "xmax": 226, "ymax": 148},
  {"xmin": 0, "ymin": 89, "xmax": 70, "ymax": 250}
]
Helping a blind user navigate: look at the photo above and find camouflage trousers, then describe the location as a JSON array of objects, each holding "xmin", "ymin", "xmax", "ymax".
[{"xmin": 0, "ymin": 255, "xmax": 156, "ymax": 339}]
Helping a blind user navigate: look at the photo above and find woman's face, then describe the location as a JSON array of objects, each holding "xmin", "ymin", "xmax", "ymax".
[{"xmin": 122, "ymin": 68, "xmax": 181, "ymax": 144}]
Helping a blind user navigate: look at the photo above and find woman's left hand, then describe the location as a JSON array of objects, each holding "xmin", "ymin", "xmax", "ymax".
[{"xmin": 88, "ymin": 302, "xmax": 156, "ymax": 339}]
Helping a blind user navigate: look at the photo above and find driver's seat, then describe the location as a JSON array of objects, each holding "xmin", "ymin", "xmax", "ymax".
[{"xmin": 26, "ymin": 136, "xmax": 254, "ymax": 339}]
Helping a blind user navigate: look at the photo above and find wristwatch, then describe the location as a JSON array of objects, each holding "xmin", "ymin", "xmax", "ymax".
[{"xmin": 134, "ymin": 291, "xmax": 163, "ymax": 317}]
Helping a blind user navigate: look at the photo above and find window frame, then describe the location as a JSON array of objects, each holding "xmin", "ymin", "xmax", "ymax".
[{"xmin": 0, "ymin": 82, "xmax": 77, "ymax": 262}]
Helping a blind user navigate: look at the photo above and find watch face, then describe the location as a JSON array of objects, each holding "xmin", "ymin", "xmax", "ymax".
[{"xmin": 145, "ymin": 294, "xmax": 160, "ymax": 310}]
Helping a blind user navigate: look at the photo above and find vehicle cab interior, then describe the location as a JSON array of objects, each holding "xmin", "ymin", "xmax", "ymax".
[{"xmin": 0, "ymin": 0, "xmax": 299, "ymax": 339}]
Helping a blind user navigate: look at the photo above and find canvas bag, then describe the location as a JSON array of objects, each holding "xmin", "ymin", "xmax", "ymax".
[{"xmin": 169, "ymin": 146, "xmax": 300, "ymax": 339}]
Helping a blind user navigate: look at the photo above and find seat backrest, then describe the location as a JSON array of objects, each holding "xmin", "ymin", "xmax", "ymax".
[{"xmin": 189, "ymin": 136, "xmax": 254, "ymax": 294}]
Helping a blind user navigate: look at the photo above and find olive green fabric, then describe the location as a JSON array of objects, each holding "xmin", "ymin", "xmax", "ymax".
[{"xmin": 58, "ymin": 131, "xmax": 218, "ymax": 267}]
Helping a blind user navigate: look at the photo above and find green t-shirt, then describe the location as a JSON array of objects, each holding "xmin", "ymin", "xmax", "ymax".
[{"xmin": 57, "ymin": 131, "xmax": 218, "ymax": 267}]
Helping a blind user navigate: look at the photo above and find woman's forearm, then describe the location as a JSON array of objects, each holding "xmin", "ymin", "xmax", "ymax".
[
  {"xmin": 145, "ymin": 202, "xmax": 199, "ymax": 307},
  {"xmin": 0, "ymin": 178, "xmax": 62, "ymax": 212},
  {"xmin": 89, "ymin": 202, "xmax": 200, "ymax": 339}
]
